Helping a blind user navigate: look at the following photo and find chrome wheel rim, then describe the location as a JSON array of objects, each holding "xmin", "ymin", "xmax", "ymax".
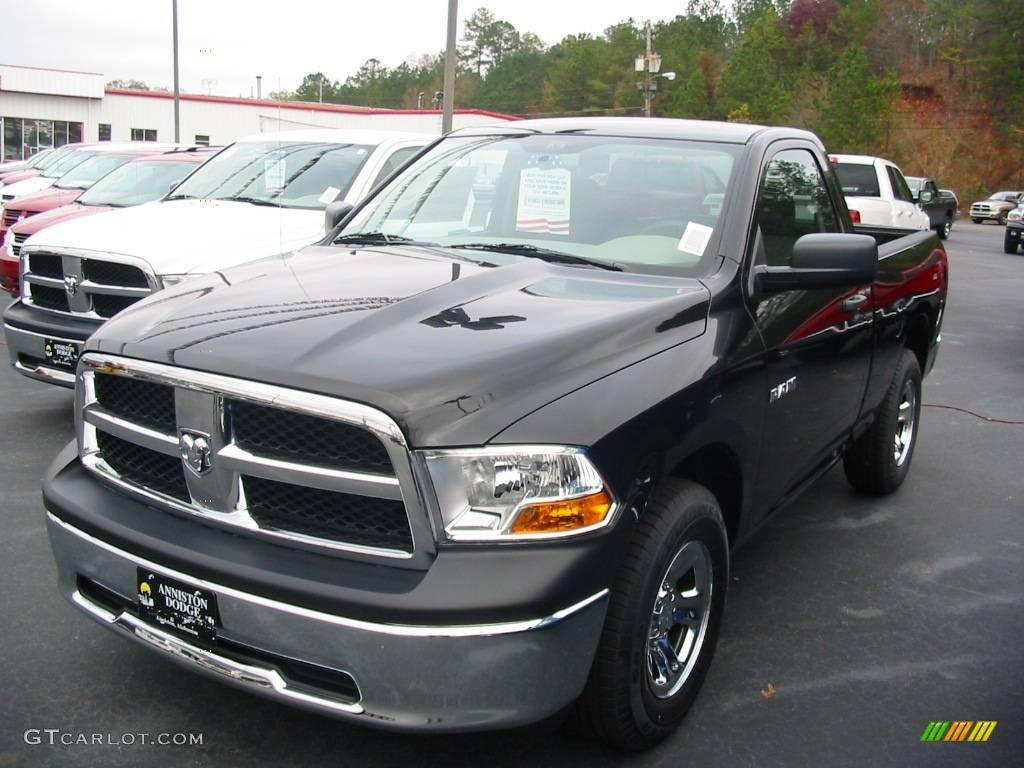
[
  {"xmin": 646, "ymin": 540, "xmax": 713, "ymax": 699},
  {"xmin": 942, "ymin": 220, "xmax": 951, "ymax": 237},
  {"xmin": 894, "ymin": 379, "xmax": 917, "ymax": 467}
]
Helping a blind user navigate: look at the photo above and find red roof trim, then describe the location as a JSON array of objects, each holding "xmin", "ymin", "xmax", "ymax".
[
  {"xmin": 103, "ymin": 88, "xmax": 519, "ymax": 120},
  {"xmin": 0, "ymin": 62, "xmax": 104, "ymax": 76}
]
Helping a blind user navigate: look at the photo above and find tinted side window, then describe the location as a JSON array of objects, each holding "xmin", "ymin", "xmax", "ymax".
[
  {"xmin": 887, "ymin": 166, "xmax": 914, "ymax": 203},
  {"xmin": 756, "ymin": 149, "xmax": 841, "ymax": 267},
  {"xmin": 371, "ymin": 146, "xmax": 422, "ymax": 190}
]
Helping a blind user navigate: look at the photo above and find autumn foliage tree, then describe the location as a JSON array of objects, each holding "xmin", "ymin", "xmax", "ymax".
[{"xmin": 288, "ymin": 3, "xmax": 1024, "ymax": 195}]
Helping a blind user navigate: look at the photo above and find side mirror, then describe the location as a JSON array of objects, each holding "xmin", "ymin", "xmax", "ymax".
[
  {"xmin": 919, "ymin": 190, "xmax": 933, "ymax": 203},
  {"xmin": 755, "ymin": 233, "xmax": 878, "ymax": 292},
  {"xmin": 324, "ymin": 201, "xmax": 353, "ymax": 232}
]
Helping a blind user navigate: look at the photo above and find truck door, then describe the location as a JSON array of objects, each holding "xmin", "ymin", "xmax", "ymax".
[
  {"xmin": 748, "ymin": 147, "xmax": 874, "ymax": 507},
  {"xmin": 886, "ymin": 164, "xmax": 926, "ymax": 229}
]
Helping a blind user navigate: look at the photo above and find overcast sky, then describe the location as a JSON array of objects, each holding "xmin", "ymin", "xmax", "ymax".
[{"xmin": 4, "ymin": 0, "xmax": 693, "ymax": 98}]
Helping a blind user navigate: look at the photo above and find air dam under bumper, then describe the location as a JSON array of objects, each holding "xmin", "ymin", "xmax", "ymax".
[{"xmin": 46, "ymin": 512, "xmax": 609, "ymax": 732}]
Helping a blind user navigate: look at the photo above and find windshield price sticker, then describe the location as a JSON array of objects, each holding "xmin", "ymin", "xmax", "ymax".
[
  {"xmin": 319, "ymin": 186, "xmax": 341, "ymax": 205},
  {"xmin": 678, "ymin": 221, "xmax": 714, "ymax": 256},
  {"xmin": 264, "ymin": 158, "xmax": 287, "ymax": 191},
  {"xmin": 516, "ymin": 167, "xmax": 571, "ymax": 236}
]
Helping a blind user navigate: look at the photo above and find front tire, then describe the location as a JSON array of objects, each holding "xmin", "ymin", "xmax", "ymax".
[
  {"xmin": 998, "ymin": 211, "xmax": 1009, "ymax": 225},
  {"xmin": 972, "ymin": 217, "xmax": 983, "ymax": 224},
  {"xmin": 844, "ymin": 348, "xmax": 922, "ymax": 495},
  {"xmin": 937, "ymin": 216, "xmax": 952, "ymax": 240},
  {"xmin": 572, "ymin": 479, "xmax": 728, "ymax": 751},
  {"xmin": 1005, "ymin": 231, "xmax": 1019, "ymax": 254}
]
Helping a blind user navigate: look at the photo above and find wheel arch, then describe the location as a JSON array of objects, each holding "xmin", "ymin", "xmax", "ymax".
[
  {"xmin": 669, "ymin": 442, "xmax": 743, "ymax": 546},
  {"xmin": 905, "ymin": 308, "xmax": 934, "ymax": 374}
]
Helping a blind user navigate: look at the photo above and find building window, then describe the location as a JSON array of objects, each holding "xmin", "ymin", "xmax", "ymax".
[
  {"xmin": 98, "ymin": 123, "xmax": 112, "ymax": 141},
  {"xmin": 131, "ymin": 128, "xmax": 157, "ymax": 142},
  {"xmin": 194, "ymin": 134, "xmax": 210, "ymax": 146},
  {"xmin": 1, "ymin": 117, "xmax": 83, "ymax": 160}
]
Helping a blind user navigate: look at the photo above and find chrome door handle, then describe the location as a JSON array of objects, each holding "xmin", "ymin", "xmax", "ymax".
[{"xmin": 841, "ymin": 294, "xmax": 869, "ymax": 312}]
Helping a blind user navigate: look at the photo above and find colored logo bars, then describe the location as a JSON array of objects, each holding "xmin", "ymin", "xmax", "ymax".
[{"xmin": 921, "ymin": 721, "xmax": 997, "ymax": 742}]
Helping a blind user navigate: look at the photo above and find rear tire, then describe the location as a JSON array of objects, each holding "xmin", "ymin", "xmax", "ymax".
[
  {"xmin": 1005, "ymin": 231, "xmax": 1019, "ymax": 254},
  {"xmin": 844, "ymin": 349, "xmax": 922, "ymax": 495},
  {"xmin": 571, "ymin": 479, "xmax": 728, "ymax": 751}
]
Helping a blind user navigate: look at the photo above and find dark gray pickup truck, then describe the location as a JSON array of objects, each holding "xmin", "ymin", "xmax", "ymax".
[
  {"xmin": 43, "ymin": 118, "xmax": 948, "ymax": 750},
  {"xmin": 906, "ymin": 176, "xmax": 957, "ymax": 239}
]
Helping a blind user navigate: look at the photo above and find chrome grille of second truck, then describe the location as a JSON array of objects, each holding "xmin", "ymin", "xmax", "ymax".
[
  {"xmin": 76, "ymin": 356, "xmax": 415, "ymax": 557},
  {"xmin": 21, "ymin": 249, "xmax": 154, "ymax": 319}
]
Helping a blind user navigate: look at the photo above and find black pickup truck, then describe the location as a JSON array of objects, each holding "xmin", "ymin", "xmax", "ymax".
[
  {"xmin": 906, "ymin": 176, "xmax": 958, "ymax": 239},
  {"xmin": 43, "ymin": 118, "xmax": 948, "ymax": 750}
]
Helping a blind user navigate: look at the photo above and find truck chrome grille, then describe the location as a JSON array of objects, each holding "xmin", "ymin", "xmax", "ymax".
[
  {"xmin": 29, "ymin": 283, "xmax": 70, "ymax": 312},
  {"xmin": 83, "ymin": 259, "xmax": 149, "ymax": 288},
  {"xmin": 11, "ymin": 233, "xmax": 28, "ymax": 258},
  {"xmin": 21, "ymin": 249, "xmax": 155, "ymax": 320},
  {"xmin": 96, "ymin": 430, "xmax": 191, "ymax": 503},
  {"xmin": 243, "ymin": 475, "xmax": 413, "ymax": 551},
  {"xmin": 2, "ymin": 208, "xmax": 22, "ymax": 228},
  {"xmin": 77, "ymin": 354, "xmax": 422, "ymax": 560},
  {"xmin": 228, "ymin": 400, "xmax": 395, "ymax": 474},
  {"xmin": 94, "ymin": 373, "xmax": 177, "ymax": 434},
  {"xmin": 28, "ymin": 251, "xmax": 63, "ymax": 277}
]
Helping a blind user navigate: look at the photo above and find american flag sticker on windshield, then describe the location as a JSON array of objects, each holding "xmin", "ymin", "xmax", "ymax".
[
  {"xmin": 678, "ymin": 222, "xmax": 714, "ymax": 256},
  {"xmin": 516, "ymin": 167, "xmax": 571, "ymax": 235}
]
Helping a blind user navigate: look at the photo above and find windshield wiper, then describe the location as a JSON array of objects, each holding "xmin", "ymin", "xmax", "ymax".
[
  {"xmin": 217, "ymin": 195, "xmax": 284, "ymax": 207},
  {"xmin": 446, "ymin": 243, "xmax": 621, "ymax": 271},
  {"xmin": 165, "ymin": 193, "xmax": 197, "ymax": 201},
  {"xmin": 333, "ymin": 232, "xmax": 438, "ymax": 247}
]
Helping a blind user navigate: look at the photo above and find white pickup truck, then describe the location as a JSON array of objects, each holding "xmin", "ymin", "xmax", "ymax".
[
  {"xmin": 3, "ymin": 128, "xmax": 432, "ymax": 386},
  {"xmin": 831, "ymin": 153, "xmax": 929, "ymax": 231}
]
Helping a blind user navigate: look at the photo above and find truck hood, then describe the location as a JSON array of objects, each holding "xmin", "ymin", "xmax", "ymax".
[
  {"xmin": 15, "ymin": 203, "xmax": 109, "ymax": 236},
  {"xmin": 6, "ymin": 187, "xmax": 81, "ymax": 213},
  {"xmin": 90, "ymin": 246, "xmax": 710, "ymax": 447},
  {"xmin": 24, "ymin": 199, "xmax": 325, "ymax": 274},
  {"xmin": 1, "ymin": 175, "xmax": 56, "ymax": 198}
]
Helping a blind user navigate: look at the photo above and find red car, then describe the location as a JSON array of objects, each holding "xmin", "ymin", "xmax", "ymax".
[{"xmin": 0, "ymin": 147, "xmax": 217, "ymax": 294}]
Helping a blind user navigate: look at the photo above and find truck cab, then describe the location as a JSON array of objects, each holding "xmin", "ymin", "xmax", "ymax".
[{"xmin": 831, "ymin": 153, "xmax": 929, "ymax": 231}]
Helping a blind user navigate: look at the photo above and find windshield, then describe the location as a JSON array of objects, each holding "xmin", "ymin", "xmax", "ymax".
[
  {"xmin": 341, "ymin": 133, "xmax": 738, "ymax": 276},
  {"xmin": 905, "ymin": 176, "xmax": 924, "ymax": 193},
  {"xmin": 834, "ymin": 163, "xmax": 879, "ymax": 197},
  {"xmin": 991, "ymin": 192, "xmax": 1021, "ymax": 202},
  {"xmin": 167, "ymin": 141, "xmax": 373, "ymax": 209},
  {"xmin": 54, "ymin": 154, "xmax": 134, "ymax": 190},
  {"xmin": 41, "ymin": 150, "xmax": 95, "ymax": 179},
  {"xmin": 78, "ymin": 159, "xmax": 199, "ymax": 207},
  {"xmin": 24, "ymin": 147, "xmax": 69, "ymax": 171}
]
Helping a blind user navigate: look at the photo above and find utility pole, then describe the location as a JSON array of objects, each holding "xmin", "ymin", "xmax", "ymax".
[
  {"xmin": 643, "ymin": 21, "xmax": 653, "ymax": 118},
  {"xmin": 442, "ymin": 0, "xmax": 458, "ymax": 134},
  {"xmin": 172, "ymin": 0, "xmax": 180, "ymax": 141},
  {"xmin": 635, "ymin": 21, "xmax": 672, "ymax": 117}
]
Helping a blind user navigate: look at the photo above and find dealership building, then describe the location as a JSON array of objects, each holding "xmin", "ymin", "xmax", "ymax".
[{"xmin": 0, "ymin": 63, "xmax": 516, "ymax": 160}]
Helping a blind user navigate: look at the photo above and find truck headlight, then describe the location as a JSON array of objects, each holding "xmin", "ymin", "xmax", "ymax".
[
  {"xmin": 1008, "ymin": 209, "xmax": 1023, "ymax": 222},
  {"xmin": 423, "ymin": 446, "xmax": 615, "ymax": 540}
]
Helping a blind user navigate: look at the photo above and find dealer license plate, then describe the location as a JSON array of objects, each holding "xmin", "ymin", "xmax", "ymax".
[{"xmin": 137, "ymin": 568, "xmax": 219, "ymax": 643}]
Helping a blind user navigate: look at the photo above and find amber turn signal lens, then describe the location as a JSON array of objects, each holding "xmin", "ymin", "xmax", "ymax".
[{"xmin": 509, "ymin": 489, "xmax": 613, "ymax": 534}]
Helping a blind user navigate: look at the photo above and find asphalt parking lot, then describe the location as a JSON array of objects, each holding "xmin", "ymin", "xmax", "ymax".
[{"xmin": 1, "ymin": 221, "xmax": 1021, "ymax": 767}]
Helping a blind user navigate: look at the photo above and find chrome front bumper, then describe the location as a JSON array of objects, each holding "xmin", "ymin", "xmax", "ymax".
[
  {"xmin": 47, "ymin": 513, "xmax": 609, "ymax": 731},
  {"xmin": 3, "ymin": 322, "xmax": 79, "ymax": 386}
]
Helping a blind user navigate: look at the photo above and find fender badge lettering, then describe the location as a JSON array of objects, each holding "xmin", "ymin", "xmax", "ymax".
[{"xmin": 770, "ymin": 376, "xmax": 797, "ymax": 404}]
